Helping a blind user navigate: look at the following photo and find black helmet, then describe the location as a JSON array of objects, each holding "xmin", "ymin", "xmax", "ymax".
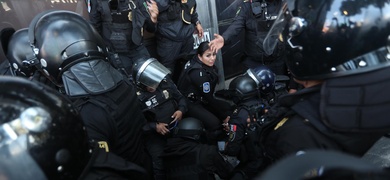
[
  {"xmin": 28, "ymin": 10, "xmax": 109, "ymax": 86},
  {"xmin": 249, "ymin": 66, "xmax": 276, "ymax": 94},
  {"xmin": 6, "ymin": 28, "xmax": 36, "ymax": 77},
  {"xmin": 264, "ymin": 0, "xmax": 390, "ymax": 80},
  {"xmin": 132, "ymin": 57, "xmax": 171, "ymax": 89},
  {"xmin": 0, "ymin": 76, "xmax": 91, "ymax": 179},
  {"xmin": 173, "ymin": 117, "xmax": 204, "ymax": 140},
  {"xmin": 229, "ymin": 66, "xmax": 275, "ymax": 102},
  {"xmin": 229, "ymin": 74, "xmax": 259, "ymax": 102}
]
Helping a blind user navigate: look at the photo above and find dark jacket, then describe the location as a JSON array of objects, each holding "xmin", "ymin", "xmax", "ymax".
[
  {"xmin": 177, "ymin": 56, "xmax": 232, "ymax": 120},
  {"xmin": 225, "ymin": 98, "xmax": 264, "ymax": 157},
  {"xmin": 76, "ymin": 81, "xmax": 150, "ymax": 169},
  {"xmin": 222, "ymin": 0, "xmax": 284, "ymax": 60},
  {"xmin": 79, "ymin": 145, "xmax": 149, "ymax": 180},
  {"xmin": 137, "ymin": 78, "xmax": 188, "ymax": 129},
  {"xmin": 155, "ymin": 0, "xmax": 198, "ymax": 41},
  {"xmin": 261, "ymin": 85, "xmax": 385, "ymax": 163}
]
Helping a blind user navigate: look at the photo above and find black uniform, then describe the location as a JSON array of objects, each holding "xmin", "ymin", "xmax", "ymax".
[
  {"xmin": 136, "ymin": 78, "xmax": 188, "ymax": 180},
  {"xmin": 154, "ymin": 0, "xmax": 198, "ymax": 72},
  {"xmin": 223, "ymin": 98, "xmax": 266, "ymax": 179},
  {"xmin": 162, "ymin": 137, "xmax": 234, "ymax": 180},
  {"xmin": 221, "ymin": 0, "xmax": 286, "ymax": 75},
  {"xmin": 177, "ymin": 56, "xmax": 233, "ymax": 131},
  {"xmin": 74, "ymin": 80, "xmax": 152, "ymax": 175},
  {"xmin": 260, "ymin": 85, "xmax": 386, "ymax": 167},
  {"xmin": 137, "ymin": 78, "xmax": 187, "ymax": 125},
  {"xmin": 89, "ymin": 0, "xmax": 155, "ymax": 74},
  {"xmin": 225, "ymin": 99, "xmax": 264, "ymax": 157},
  {"xmin": 79, "ymin": 144, "xmax": 149, "ymax": 180}
]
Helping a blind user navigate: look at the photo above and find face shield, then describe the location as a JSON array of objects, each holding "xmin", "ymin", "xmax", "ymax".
[
  {"xmin": 0, "ymin": 103, "xmax": 52, "ymax": 180},
  {"xmin": 265, "ymin": 0, "xmax": 390, "ymax": 80},
  {"xmin": 263, "ymin": 1, "xmax": 302, "ymax": 56},
  {"xmin": 134, "ymin": 58, "xmax": 171, "ymax": 89}
]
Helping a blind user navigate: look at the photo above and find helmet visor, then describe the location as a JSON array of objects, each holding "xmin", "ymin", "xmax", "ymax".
[
  {"xmin": 136, "ymin": 58, "xmax": 171, "ymax": 89},
  {"xmin": 0, "ymin": 135, "xmax": 47, "ymax": 180},
  {"xmin": 263, "ymin": 1, "xmax": 293, "ymax": 56}
]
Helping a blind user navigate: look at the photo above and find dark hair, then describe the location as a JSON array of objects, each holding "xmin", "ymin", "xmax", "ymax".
[{"xmin": 197, "ymin": 41, "xmax": 210, "ymax": 56}]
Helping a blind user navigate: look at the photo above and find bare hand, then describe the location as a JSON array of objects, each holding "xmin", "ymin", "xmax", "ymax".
[
  {"xmin": 209, "ymin": 34, "xmax": 224, "ymax": 53},
  {"xmin": 156, "ymin": 123, "xmax": 169, "ymax": 135},
  {"xmin": 147, "ymin": 0, "xmax": 159, "ymax": 23},
  {"xmin": 171, "ymin": 110, "xmax": 183, "ymax": 123},
  {"xmin": 196, "ymin": 24, "xmax": 204, "ymax": 39},
  {"xmin": 222, "ymin": 116, "xmax": 230, "ymax": 132}
]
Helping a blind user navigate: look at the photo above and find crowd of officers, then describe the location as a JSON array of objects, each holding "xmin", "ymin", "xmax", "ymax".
[{"xmin": 2, "ymin": 0, "xmax": 390, "ymax": 179}]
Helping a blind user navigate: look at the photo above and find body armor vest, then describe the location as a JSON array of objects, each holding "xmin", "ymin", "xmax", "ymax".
[
  {"xmin": 137, "ymin": 81, "xmax": 177, "ymax": 124},
  {"xmin": 253, "ymin": 0, "xmax": 284, "ymax": 57},
  {"xmin": 72, "ymin": 81, "xmax": 146, "ymax": 161},
  {"xmin": 98, "ymin": 0, "xmax": 146, "ymax": 52}
]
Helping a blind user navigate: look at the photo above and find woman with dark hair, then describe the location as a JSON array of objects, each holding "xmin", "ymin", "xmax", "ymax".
[{"xmin": 176, "ymin": 41, "xmax": 233, "ymax": 144}]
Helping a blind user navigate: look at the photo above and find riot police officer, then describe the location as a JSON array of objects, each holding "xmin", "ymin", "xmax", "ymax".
[
  {"xmin": 209, "ymin": 0, "xmax": 287, "ymax": 76},
  {"xmin": 221, "ymin": 66, "xmax": 275, "ymax": 179},
  {"xmin": 133, "ymin": 57, "xmax": 188, "ymax": 180},
  {"xmin": 89, "ymin": 0, "xmax": 159, "ymax": 75},
  {"xmin": 154, "ymin": 0, "xmax": 203, "ymax": 75},
  {"xmin": 1, "ymin": 28, "xmax": 57, "ymax": 87},
  {"xmin": 4, "ymin": 28, "xmax": 35, "ymax": 77},
  {"xmin": 177, "ymin": 41, "xmax": 233, "ymax": 143},
  {"xmin": 27, "ymin": 10, "xmax": 152, "ymax": 177},
  {"xmin": 254, "ymin": 0, "xmax": 390, "ymax": 177},
  {"xmin": 0, "ymin": 76, "xmax": 149, "ymax": 179},
  {"xmin": 162, "ymin": 117, "xmax": 234, "ymax": 179}
]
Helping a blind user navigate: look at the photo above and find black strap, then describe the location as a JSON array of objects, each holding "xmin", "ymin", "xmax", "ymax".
[{"xmin": 99, "ymin": 0, "xmax": 113, "ymax": 22}]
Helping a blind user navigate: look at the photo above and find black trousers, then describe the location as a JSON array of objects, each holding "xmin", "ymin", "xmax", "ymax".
[
  {"xmin": 156, "ymin": 36, "xmax": 194, "ymax": 75},
  {"xmin": 185, "ymin": 101, "xmax": 226, "ymax": 145},
  {"xmin": 145, "ymin": 132, "xmax": 168, "ymax": 180}
]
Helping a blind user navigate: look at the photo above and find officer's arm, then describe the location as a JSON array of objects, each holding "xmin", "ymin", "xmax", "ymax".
[
  {"xmin": 143, "ymin": 2, "xmax": 158, "ymax": 33},
  {"xmin": 190, "ymin": 4, "xmax": 199, "ymax": 25},
  {"xmin": 222, "ymin": 1, "xmax": 249, "ymax": 45},
  {"xmin": 224, "ymin": 111, "xmax": 249, "ymax": 156},
  {"xmin": 167, "ymin": 78, "xmax": 188, "ymax": 114},
  {"xmin": 79, "ymin": 103, "xmax": 113, "ymax": 148},
  {"xmin": 88, "ymin": 0, "xmax": 103, "ymax": 34}
]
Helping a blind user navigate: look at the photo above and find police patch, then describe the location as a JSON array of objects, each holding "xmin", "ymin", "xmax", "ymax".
[
  {"xmin": 203, "ymin": 82, "xmax": 210, "ymax": 93},
  {"xmin": 229, "ymin": 131, "xmax": 236, "ymax": 142},
  {"xmin": 145, "ymin": 100, "xmax": 152, "ymax": 107},
  {"xmin": 98, "ymin": 141, "xmax": 109, "ymax": 152},
  {"xmin": 163, "ymin": 90, "xmax": 169, "ymax": 99}
]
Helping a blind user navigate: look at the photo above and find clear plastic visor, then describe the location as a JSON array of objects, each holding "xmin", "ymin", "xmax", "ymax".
[
  {"xmin": 263, "ymin": 1, "xmax": 292, "ymax": 55},
  {"xmin": 136, "ymin": 58, "xmax": 171, "ymax": 89},
  {"xmin": 0, "ymin": 135, "xmax": 47, "ymax": 180}
]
